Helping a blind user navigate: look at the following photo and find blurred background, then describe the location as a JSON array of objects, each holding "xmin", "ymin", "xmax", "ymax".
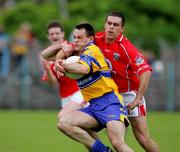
[{"xmin": 0, "ymin": 0, "xmax": 180, "ymax": 111}]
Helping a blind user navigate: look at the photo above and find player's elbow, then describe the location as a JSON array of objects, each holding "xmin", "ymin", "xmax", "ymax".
[
  {"xmin": 41, "ymin": 52, "xmax": 55, "ymax": 61},
  {"xmin": 41, "ymin": 52, "xmax": 48, "ymax": 59},
  {"xmin": 143, "ymin": 70, "xmax": 152, "ymax": 77}
]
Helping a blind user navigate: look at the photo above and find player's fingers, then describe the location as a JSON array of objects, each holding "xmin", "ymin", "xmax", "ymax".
[
  {"xmin": 56, "ymin": 67, "xmax": 64, "ymax": 73},
  {"xmin": 127, "ymin": 103, "xmax": 136, "ymax": 110},
  {"xmin": 62, "ymin": 44, "xmax": 74, "ymax": 55},
  {"xmin": 56, "ymin": 65, "xmax": 65, "ymax": 73},
  {"xmin": 127, "ymin": 107, "xmax": 133, "ymax": 113},
  {"xmin": 55, "ymin": 60, "xmax": 65, "ymax": 72},
  {"xmin": 57, "ymin": 71, "xmax": 64, "ymax": 78}
]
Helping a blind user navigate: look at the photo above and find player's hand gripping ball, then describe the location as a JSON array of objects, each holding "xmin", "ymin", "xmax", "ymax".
[{"xmin": 63, "ymin": 56, "xmax": 83, "ymax": 79}]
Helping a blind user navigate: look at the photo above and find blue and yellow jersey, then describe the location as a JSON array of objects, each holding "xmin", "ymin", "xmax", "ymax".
[{"xmin": 77, "ymin": 42, "xmax": 119, "ymax": 102}]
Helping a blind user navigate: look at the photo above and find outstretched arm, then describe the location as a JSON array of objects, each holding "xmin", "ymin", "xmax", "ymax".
[
  {"xmin": 56, "ymin": 43, "xmax": 75, "ymax": 60},
  {"xmin": 41, "ymin": 42, "xmax": 74, "ymax": 61},
  {"xmin": 41, "ymin": 43, "xmax": 63, "ymax": 61}
]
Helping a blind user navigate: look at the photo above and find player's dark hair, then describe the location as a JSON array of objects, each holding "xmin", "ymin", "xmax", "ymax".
[
  {"xmin": 105, "ymin": 11, "xmax": 125, "ymax": 27},
  {"xmin": 47, "ymin": 20, "xmax": 64, "ymax": 32},
  {"xmin": 75, "ymin": 23, "xmax": 95, "ymax": 37}
]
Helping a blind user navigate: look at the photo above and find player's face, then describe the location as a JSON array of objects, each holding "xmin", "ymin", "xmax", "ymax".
[
  {"xmin": 104, "ymin": 16, "xmax": 124, "ymax": 43},
  {"xmin": 73, "ymin": 29, "xmax": 92, "ymax": 52},
  {"xmin": 47, "ymin": 27, "xmax": 64, "ymax": 44}
]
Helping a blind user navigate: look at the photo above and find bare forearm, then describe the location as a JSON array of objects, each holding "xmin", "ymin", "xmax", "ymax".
[
  {"xmin": 56, "ymin": 48, "xmax": 74, "ymax": 60},
  {"xmin": 56, "ymin": 49, "xmax": 67, "ymax": 60},
  {"xmin": 136, "ymin": 71, "xmax": 151, "ymax": 99},
  {"xmin": 46, "ymin": 69, "xmax": 57, "ymax": 86},
  {"xmin": 63, "ymin": 63, "xmax": 89, "ymax": 75},
  {"xmin": 127, "ymin": 70, "xmax": 151, "ymax": 111},
  {"xmin": 41, "ymin": 44, "xmax": 62, "ymax": 61}
]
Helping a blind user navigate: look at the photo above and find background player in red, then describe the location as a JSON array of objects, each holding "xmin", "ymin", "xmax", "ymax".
[
  {"xmin": 41, "ymin": 21, "xmax": 84, "ymax": 118},
  {"xmin": 95, "ymin": 11, "xmax": 160, "ymax": 152}
]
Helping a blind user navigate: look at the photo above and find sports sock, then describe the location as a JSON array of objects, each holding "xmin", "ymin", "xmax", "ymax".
[
  {"xmin": 90, "ymin": 139, "xmax": 108, "ymax": 152},
  {"xmin": 106, "ymin": 146, "xmax": 114, "ymax": 152}
]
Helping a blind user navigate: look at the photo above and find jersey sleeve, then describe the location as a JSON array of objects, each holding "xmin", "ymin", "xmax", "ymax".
[
  {"xmin": 50, "ymin": 63, "xmax": 59, "ymax": 79},
  {"xmin": 78, "ymin": 48, "xmax": 101, "ymax": 74},
  {"xmin": 124, "ymin": 40, "xmax": 152, "ymax": 76}
]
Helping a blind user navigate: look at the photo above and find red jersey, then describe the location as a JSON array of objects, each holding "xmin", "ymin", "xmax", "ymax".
[
  {"xmin": 95, "ymin": 32, "xmax": 152, "ymax": 92},
  {"xmin": 50, "ymin": 64, "xmax": 80, "ymax": 98}
]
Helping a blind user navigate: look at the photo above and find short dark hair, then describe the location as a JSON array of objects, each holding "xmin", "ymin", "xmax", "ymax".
[
  {"xmin": 47, "ymin": 20, "xmax": 64, "ymax": 32},
  {"xmin": 105, "ymin": 11, "xmax": 125, "ymax": 27},
  {"xmin": 75, "ymin": 23, "xmax": 95, "ymax": 37}
]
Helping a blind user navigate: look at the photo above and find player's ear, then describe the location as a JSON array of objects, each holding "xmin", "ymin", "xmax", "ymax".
[
  {"xmin": 62, "ymin": 31, "xmax": 65, "ymax": 38},
  {"xmin": 121, "ymin": 25, "xmax": 125, "ymax": 32},
  {"xmin": 89, "ymin": 36, "xmax": 94, "ymax": 41},
  {"xmin": 47, "ymin": 34, "xmax": 50, "ymax": 41}
]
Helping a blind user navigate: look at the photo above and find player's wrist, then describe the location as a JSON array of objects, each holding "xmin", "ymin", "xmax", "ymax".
[{"xmin": 135, "ymin": 93, "xmax": 142, "ymax": 100}]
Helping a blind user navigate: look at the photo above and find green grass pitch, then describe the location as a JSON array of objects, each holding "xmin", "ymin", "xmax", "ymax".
[{"xmin": 0, "ymin": 110, "xmax": 180, "ymax": 152}]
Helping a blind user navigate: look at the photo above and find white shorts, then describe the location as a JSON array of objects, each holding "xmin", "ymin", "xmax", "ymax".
[
  {"xmin": 61, "ymin": 90, "xmax": 84, "ymax": 107},
  {"xmin": 121, "ymin": 91, "xmax": 146, "ymax": 117}
]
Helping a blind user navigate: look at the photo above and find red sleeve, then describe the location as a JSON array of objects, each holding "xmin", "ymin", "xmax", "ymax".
[
  {"xmin": 67, "ymin": 41, "xmax": 75, "ymax": 47},
  {"xmin": 123, "ymin": 39, "xmax": 152, "ymax": 76},
  {"xmin": 50, "ymin": 63, "xmax": 59, "ymax": 79}
]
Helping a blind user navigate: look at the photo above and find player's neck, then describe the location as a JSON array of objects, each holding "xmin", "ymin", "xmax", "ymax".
[
  {"xmin": 106, "ymin": 38, "xmax": 115, "ymax": 45},
  {"xmin": 75, "ymin": 50, "xmax": 83, "ymax": 56},
  {"xmin": 59, "ymin": 39, "xmax": 65, "ymax": 44}
]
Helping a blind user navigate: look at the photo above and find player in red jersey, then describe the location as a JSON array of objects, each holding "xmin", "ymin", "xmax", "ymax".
[
  {"xmin": 41, "ymin": 21, "xmax": 84, "ymax": 118},
  {"xmin": 95, "ymin": 11, "xmax": 160, "ymax": 152}
]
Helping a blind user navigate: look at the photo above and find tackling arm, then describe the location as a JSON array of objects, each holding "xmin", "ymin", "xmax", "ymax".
[
  {"xmin": 41, "ymin": 42, "xmax": 74, "ymax": 61},
  {"xmin": 41, "ymin": 44, "xmax": 63, "ymax": 61},
  {"xmin": 55, "ymin": 43, "xmax": 75, "ymax": 60}
]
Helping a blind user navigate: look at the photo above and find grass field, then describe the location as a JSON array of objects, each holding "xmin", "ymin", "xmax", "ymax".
[{"xmin": 0, "ymin": 110, "xmax": 180, "ymax": 152}]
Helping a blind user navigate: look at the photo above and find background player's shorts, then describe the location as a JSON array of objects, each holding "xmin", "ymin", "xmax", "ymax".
[
  {"xmin": 61, "ymin": 90, "xmax": 84, "ymax": 107},
  {"xmin": 79, "ymin": 91, "xmax": 129, "ymax": 131},
  {"xmin": 121, "ymin": 91, "xmax": 146, "ymax": 117}
]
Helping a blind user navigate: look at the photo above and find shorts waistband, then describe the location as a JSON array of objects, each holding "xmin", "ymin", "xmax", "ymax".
[{"xmin": 89, "ymin": 91, "xmax": 114, "ymax": 104}]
